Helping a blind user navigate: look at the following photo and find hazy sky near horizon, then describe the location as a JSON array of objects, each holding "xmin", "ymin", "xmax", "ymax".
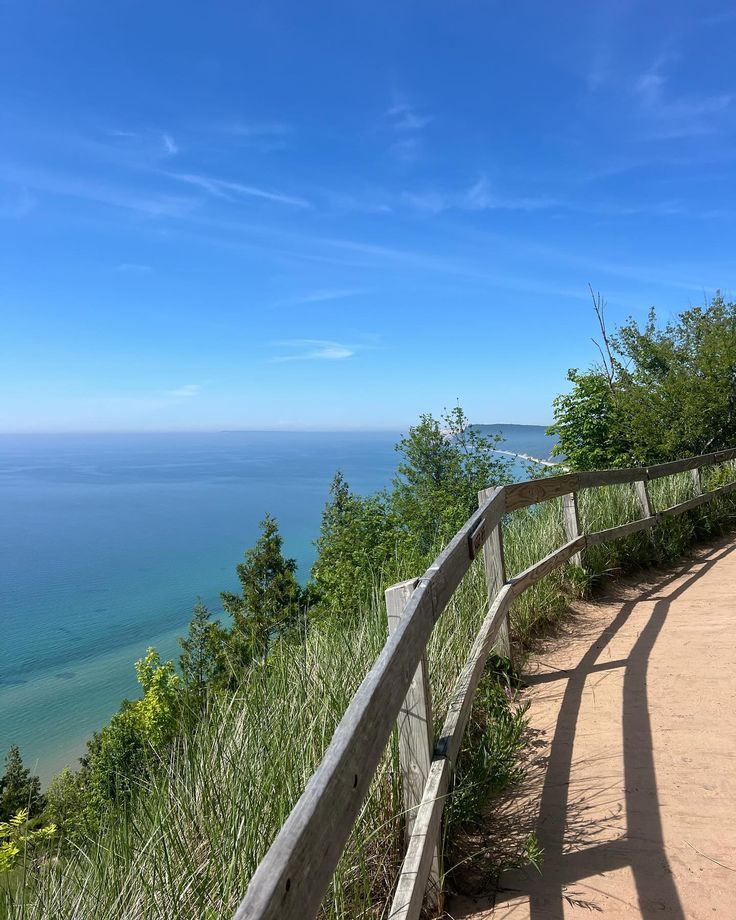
[{"xmin": 2, "ymin": 1, "xmax": 735, "ymax": 432}]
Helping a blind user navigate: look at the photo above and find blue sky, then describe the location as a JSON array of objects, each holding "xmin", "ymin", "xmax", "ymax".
[{"xmin": 2, "ymin": 1, "xmax": 735, "ymax": 431}]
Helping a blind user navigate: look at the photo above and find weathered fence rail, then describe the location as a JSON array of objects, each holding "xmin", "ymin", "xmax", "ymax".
[{"xmin": 234, "ymin": 448, "xmax": 736, "ymax": 920}]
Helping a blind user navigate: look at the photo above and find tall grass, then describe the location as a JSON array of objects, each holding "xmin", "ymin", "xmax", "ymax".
[
  {"xmin": 1, "ymin": 564, "xmax": 496, "ymax": 920},
  {"xmin": 3, "ymin": 463, "xmax": 736, "ymax": 920},
  {"xmin": 504, "ymin": 463, "xmax": 736, "ymax": 640}
]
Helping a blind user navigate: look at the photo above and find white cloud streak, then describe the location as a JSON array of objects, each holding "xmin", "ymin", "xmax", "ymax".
[
  {"xmin": 116, "ymin": 262, "xmax": 154, "ymax": 274},
  {"xmin": 272, "ymin": 339, "xmax": 355, "ymax": 361},
  {"xmin": 0, "ymin": 164, "xmax": 196, "ymax": 217},
  {"xmin": 275, "ymin": 289, "xmax": 364, "ymax": 307},
  {"xmin": 218, "ymin": 121, "xmax": 292, "ymax": 138},
  {"xmin": 168, "ymin": 172, "xmax": 310, "ymax": 208},
  {"xmin": 386, "ymin": 101, "xmax": 433, "ymax": 133},
  {"xmin": 385, "ymin": 97, "xmax": 431, "ymax": 163},
  {"xmin": 634, "ymin": 55, "xmax": 733, "ymax": 138},
  {"xmin": 0, "ymin": 187, "xmax": 36, "ymax": 218},
  {"xmin": 161, "ymin": 133, "xmax": 179, "ymax": 156},
  {"xmin": 165, "ymin": 383, "xmax": 202, "ymax": 398},
  {"xmin": 401, "ymin": 176, "xmax": 561, "ymax": 215}
]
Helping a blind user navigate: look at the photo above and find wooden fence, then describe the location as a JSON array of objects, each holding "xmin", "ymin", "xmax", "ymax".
[{"xmin": 233, "ymin": 448, "xmax": 736, "ymax": 920}]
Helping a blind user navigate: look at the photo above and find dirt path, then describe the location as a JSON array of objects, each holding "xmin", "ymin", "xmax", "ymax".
[{"xmin": 450, "ymin": 535, "xmax": 736, "ymax": 919}]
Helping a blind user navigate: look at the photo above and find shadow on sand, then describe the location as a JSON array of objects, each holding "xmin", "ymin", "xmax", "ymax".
[{"xmin": 452, "ymin": 539, "xmax": 735, "ymax": 918}]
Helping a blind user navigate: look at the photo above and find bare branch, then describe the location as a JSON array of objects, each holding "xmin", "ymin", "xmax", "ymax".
[{"xmin": 589, "ymin": 283, "xmax": 616, "ymax": 390}]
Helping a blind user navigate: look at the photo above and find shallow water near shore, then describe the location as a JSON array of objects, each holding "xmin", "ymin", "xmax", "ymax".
[{"xmin": 0, "ymin": 427, "xmax": 554, "ymax": 783}]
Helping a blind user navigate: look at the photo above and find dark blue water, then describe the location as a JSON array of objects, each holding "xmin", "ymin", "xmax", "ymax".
[{"xmin": 0, "ymin": 428, "xmax": 554, "ymax": 782}]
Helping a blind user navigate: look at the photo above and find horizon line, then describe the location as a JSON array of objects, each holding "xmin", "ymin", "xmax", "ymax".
[
  {"xmin": 0, "ymin": 422, "xmax": 552, "ymax": 437},
  {"xmin": 0, "ymin": 421, "xmax": 554, "ymax": 436}
]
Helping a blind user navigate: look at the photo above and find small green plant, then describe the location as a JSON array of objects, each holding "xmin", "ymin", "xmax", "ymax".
[
  {"xmin": 444, "ymin": 669, "xmax": 529, "ymax": 847},
  {"xmin": 0, "ymin": 809, "xmax": 56, "ymax": 873},
  {"xmin": 520, "ymin": 832, "xmax": 544, "ymax": 873}
]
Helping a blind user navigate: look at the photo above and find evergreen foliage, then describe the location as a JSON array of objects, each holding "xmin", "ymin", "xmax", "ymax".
[
  {"xmin": 178, "ymin": 600, "xmax": 228, "ymax": 705},
  {"xmin": 0, "ymin": 747, "xmax": 44, "ymax": 822},
  {"xmin": 310, "ymin": 472, "xmax": 398, "ymax": 619},
  {"xmin": 221, "ymin": 514, "xmax": 303, "ymax": 670}
]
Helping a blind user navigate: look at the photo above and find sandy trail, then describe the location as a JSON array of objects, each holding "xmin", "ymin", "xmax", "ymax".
[{"xmin": 450, "ymin": 535, "xmax": 736, "ymax": 919}]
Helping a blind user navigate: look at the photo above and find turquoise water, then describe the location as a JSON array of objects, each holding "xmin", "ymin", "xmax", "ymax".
[{"xmin": 0, "ymin": 428, "xmax": 555, "ymax": 783}]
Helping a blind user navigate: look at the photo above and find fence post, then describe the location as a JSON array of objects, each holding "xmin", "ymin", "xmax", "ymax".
[
  {"xmin": 385, "ymin": 579, "xmax": 440, "ymax": 912},
  {"xmin": 633, "ymin": 475, "xmax": 658, "ymax": 550},
  {"xmin": 691, "ymin": 467, "xmax": 702, "ymax": 495},
  {"xmin": 634, "ymin": 477, "xmax": 653, "ymax": 519},
  {"xmin": 562, "ymin": 491, "xmax": 584, "ymax": 566},
  {"xmin": 478, "ymin": 488, "xmax": 513, "ymax": 665}
]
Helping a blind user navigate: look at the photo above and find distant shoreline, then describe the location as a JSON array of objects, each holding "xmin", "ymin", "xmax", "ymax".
[{"xmin": 492, "ymin": 448, "xmax": 559, "ymax": 468}]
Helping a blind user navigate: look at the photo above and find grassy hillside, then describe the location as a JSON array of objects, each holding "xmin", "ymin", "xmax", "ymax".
[{"xmin": 3, "ymin": 460, "xmax": 735, "ymax": 920}]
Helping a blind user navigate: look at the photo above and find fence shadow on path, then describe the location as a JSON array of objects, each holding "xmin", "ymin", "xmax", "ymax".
[{"xmin": 478, "ymin": 539, "xmax": 735, "ymax": 919}]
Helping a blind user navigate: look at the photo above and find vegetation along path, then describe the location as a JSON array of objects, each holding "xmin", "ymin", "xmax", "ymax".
[{"xmin": 452, "ymin": 534, "xmax": 736, "ymax": 919}]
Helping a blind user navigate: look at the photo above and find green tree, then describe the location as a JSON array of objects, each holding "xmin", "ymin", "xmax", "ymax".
[
  {"xmin": 87, "ymin": 648, "xmax": 180, "ymax": 804},
  {"xmin": 548, "ymin": 370, "xmax": 628, "ymax": 470},
  {"xmin": 44, "ymin": 767, "xmax": 90, "ymax": 841},
  {"xmin": 550, "ymin": 292, "xmax": 736, "ymax": 469},
  {"xmin": 309, "ymin": 408, "xmax": 515, "ymax": 617},
  {"xmin": 133, "ymin": 649, "xmax": 181, "ymax": 747},
  {"xmin": 0, "ymin": 746, "xmax": 44, "ymax": 821},
  {"xmin": 310, "ymin": 472, "xmax": 398, "ymax": 619},
  {"xmin": 178, "ymin": 599, "xmax": 228, "ymax": 703},
  {"xmin": 221, "ymin": 514, "xmax": 303, "ymax": 670},
  {"xmin": 391, "ymin": 406, "xmax": 513, "ymax": 557}
]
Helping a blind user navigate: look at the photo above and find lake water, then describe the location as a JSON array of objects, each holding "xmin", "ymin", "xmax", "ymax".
[{"xmin": 0, "ymin": 426, "xmax": 555, "ymax": 782}]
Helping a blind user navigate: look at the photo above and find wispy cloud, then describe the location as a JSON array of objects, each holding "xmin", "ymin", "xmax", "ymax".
[
  {"xmin": 463, "ymin": 177, "xmax": 561, "ymax": 212},
  {"xmin": 0, "ymin": 187, "xmax": 36, "ymax": 218},
  {"xmin": 585, "ymin": 50, "xmax": 612, "ymax": 94},
  {"xmin": 219, "ymin": 121, "xmax": 292, "ymax": 138},
  {"xmin": 401, "ymin": 175, "xmax": 711, "ymax": 220},
  {"xmin": 165, "ymin": 383, "xmax": 202, "ymax": 398},
  {"xmin": 634, "ymin": 54, "xmax": 733, "ymax": 139},
  {"xmin": 386, "ymin": 101, "xmax": 432, "ymax": 133},
  {"xmin": 321, "ymin": 189, "xmax": 393, "ymax": 215},
  {"xmin": 168, "ymin": 171, "xmax": 310, "ymax": 208},
  {"xmin": 701, "ymin": 9, "xmax": 736, "ymax": 26},
  {"xmin": 385, "ymin": 97, "xmax": 432, "ymax": 163},
  {"xmin": 161, "ymin": 132, "xmax": 178, "ymax": 156},
  {"xmin": 0, "ymin": 163, "xmax": 196, "ymax": 217},
  {"xmin": 104, "ymin": 128, "xmax": 180, "ymax": 162},
  {"xmin": 71, "ymin": 383, "xmax": 204, "ymax": 418},
  {"xmin": 272, "ymin": 339, "xmax": 356, "ymax": 361},
  {"xmin": 401, "ymin": 177, "xmax": 561, "ymax": 214},
  {"xmin": 203, "ymin": 121, "xmax": 293, "ymax": 153},
  {"xmin": 401, "ymin": 190, "xmax": 447, "ymax": 214},
  {"xmin": 116, "ymin": 262, "xmax": 154, "ymax": 274},
  {"xmin": 275, "ymin": 288, "xmax": 364, "ymax": 307}
]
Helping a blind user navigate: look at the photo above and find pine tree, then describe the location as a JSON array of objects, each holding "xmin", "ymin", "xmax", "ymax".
[
  {"xmin": 310, "ymin": 472, "xmax": 397, "ymax": 619},
  {"xmin": 0, "ymin": 745, "xmax": 44, "ymax": 821},
  {"xmin": 178, "ymin": 599, "xmax": 227, "ymax": 701},
  {"xmin": 221, "ymin": 514, "xmax": 303, "ymax": 668}
]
